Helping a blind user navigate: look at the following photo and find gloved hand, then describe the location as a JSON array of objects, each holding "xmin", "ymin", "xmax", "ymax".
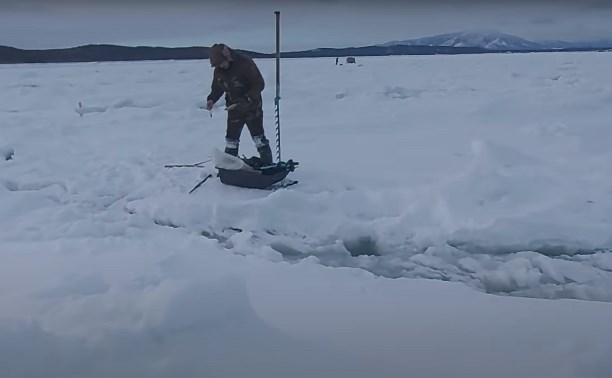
[{"xmin": 236, "ymin": 96, "xmax": 252, "ymax": 111}]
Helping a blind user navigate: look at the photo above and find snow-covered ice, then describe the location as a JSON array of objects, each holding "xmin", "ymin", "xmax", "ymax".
[{"xmin": 1, "ymin": 51, "xmax": 612, "ymax": 377}]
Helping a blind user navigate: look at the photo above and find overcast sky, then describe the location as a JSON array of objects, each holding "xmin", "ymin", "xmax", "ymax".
[{"xmin": 1, "ymin": 0, "xmax": 612, "ymax": 51}]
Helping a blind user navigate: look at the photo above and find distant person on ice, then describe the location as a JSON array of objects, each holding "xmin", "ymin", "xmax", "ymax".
[{"xmin": 205, "ymin": 43, "xmax": 273, "ymax": 165}]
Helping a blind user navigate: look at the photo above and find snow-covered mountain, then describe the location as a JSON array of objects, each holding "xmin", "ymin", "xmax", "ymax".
[
  {"xmin": 381, "ymin": 30, "xmax": 612, "ymax": 50},
  {"xmin": 381, "ymin": 31, "xmax": 543, "ymax": 50}
]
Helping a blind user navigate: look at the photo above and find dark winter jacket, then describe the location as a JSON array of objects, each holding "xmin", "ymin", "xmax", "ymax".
[{"xmin": 206, "ymin": 48, "xmax": 265, "ymax": 111}]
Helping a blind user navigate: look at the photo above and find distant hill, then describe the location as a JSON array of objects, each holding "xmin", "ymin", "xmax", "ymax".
[
  {"xmin": 535, "ymin": 38, "xmax": 612, "ymax": 49},
  {"xmin": 0, "ymin": 45, "xmax": 269, "ymax": 64},
  {"xmin": 275, "ymin": 44, "xmax": 488, "ymax": 58},
  {"xmin": 1, "ymin": 30, "xmax": 612, "ymax": 64},
  {"xmin": 0, "ymin": 43, "xmax": 490, "ymax": 64}
]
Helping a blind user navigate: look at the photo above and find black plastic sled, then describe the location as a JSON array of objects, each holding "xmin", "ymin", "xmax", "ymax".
[{"xmin": 216, "ymin": 154, "xmax": 298, "ymax": 190}]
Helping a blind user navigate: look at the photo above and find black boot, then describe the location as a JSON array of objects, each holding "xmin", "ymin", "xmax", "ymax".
[
  {"xmin": 258, "ymin": 144, "xmax": 273, "ymax": 166},
  {"xmin": 224, "ymin": 147, "xmax": 238, "ymax": 156},
  {"xmin": 225, "ymin": 138, "xmax": 239, "ymax": 157},
  {"xmin": 252, "ymin": 134, "xmax": 273, "ymax": 166}
]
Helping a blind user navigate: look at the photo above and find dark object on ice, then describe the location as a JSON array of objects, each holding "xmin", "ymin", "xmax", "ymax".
[
  {"xmin": 217, "ymin": 155, "xmax": 298, "ymax": 190},
  {"xmin": 346, "ymin": 56, "xmax": 356, "ymax": 64},
  {"xmin": 189, "ymin": 174, "xmax": 213, "ymax": 194},
  {"xmin": 2, "ymin": 147, "xmax": 14, "ymax": 161},
  {"xmin": 164, "ymin": 159, "xmax": 211, "ymax": 168}
]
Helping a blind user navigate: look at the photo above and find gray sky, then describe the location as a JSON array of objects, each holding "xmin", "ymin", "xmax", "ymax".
[{"xmin": 1, "ymin": 0, "xmax": 612, "ymax": 51}]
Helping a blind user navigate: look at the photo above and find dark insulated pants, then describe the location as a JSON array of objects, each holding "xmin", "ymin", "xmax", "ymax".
[{"xmin": 226, "ymin": 107, "xmax": 265, "ymax": 142}]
